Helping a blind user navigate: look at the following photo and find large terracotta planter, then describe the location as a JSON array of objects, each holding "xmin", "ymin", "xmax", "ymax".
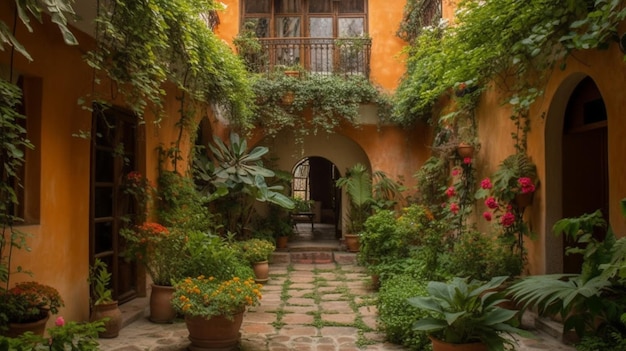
[
  {"xmin": 150, "ymin": 284, "xmax": 176, "ymax": 323},
  {"xmin": 344, "ymin": 234, "xmax": 360, "ymax": 252},
  {"xmin": 252, "ymin": 260, "xmax": 270, "ymax": 284},
  {"xmin": 91, "ymin": 301, "xmax": 122, "ymax": 338},
  {"xmin": 3, "ymin": 312, "xmax": 49, "ymax": 338},
  {"xmin": 185, "ymin": 310, "xmax": 244, "ymax": 351},
  {"xmin": 430, "ymin": 336, "xmax": 488, "ymax": 351}
]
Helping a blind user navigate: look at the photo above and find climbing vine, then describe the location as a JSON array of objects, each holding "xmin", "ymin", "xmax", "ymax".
[
  {"xmin": 86, "ymin": 0, "xmax": 255, "ymax": 128},
  {"xmin": 393, "ymin": 0, "xmax": 626, "ymax": 128}
]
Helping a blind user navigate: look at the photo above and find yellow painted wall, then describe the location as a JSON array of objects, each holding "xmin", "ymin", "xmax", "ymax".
[{"xmin": 0, "ymin": 3, "xmax": 193, "ymax": 325}]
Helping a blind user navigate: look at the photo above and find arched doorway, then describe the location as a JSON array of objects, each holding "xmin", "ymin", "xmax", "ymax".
[
  {"xmin": 561, "ymin": 77, "xmax": 608, "ymax": 273},
  {"xmin": 292, "ymin": 156, "xmax": 341, "ymax": 237}
]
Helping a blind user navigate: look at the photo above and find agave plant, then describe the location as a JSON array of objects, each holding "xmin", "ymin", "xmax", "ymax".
[{"xmin": 408, "ymin": 276, "xmax": 532, "ymax": 350}]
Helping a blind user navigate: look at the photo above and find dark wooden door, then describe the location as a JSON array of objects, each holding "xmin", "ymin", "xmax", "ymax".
[{"xmin": 90, "ymin": 106, "xmax": 139, "ymax": 303}]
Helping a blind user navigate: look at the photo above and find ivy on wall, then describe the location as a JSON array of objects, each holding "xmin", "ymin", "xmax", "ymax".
[
  {"xmin": 86, "ymin": 0, "xmax": 255, "ymax": 129},
  {"xmin": 393, "ymin": 0, "xmax": 626, "ymax": 129},
  {"xmin": 250, "ymin": 72, "xmax": 393, "ymax": 145}
]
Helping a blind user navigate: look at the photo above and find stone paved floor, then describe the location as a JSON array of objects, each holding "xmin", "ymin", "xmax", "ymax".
[{"xmin": 98, "ymin": 262, "xmax": 576, "ymax": 351}]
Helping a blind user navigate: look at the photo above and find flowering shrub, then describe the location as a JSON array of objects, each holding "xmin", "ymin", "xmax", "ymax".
[
  {"xmin": 443, "ymin": 156, "xmax": 475, "ymax": 235},
  {"xmin": 236, "ymin": 239, "xmax": 275, "ymax": 263},
  {"xmin": 0, "ymin": 281, "xmax": 64, "ymax": 324},
  {"xmin": 0, "ymin": 317, "xmax": 103, "ymax": 350},
  {"xmin": 474, "ymin": 153, "xmax": 539, "ymax": 275},
  {"xmin": 120, "ymin": 223, "xmax": 187, "ymax": 286},
  {"xmin": 172, "ymin": 276, "xmax": 262, "ymax": 319}
]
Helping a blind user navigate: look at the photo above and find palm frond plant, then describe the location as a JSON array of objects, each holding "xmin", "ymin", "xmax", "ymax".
[
  {"xmin": 507, "ymin": 206, "xmax": 626, "ymax": 340},
  {"xmin": 336, "ymin": 163, "xmax": 373, "ymax": 234}
]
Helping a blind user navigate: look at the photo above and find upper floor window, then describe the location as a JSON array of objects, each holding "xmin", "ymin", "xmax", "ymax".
[{"xmin": 242, "ymin": 0, "xmax": 367, "ymax": 40}]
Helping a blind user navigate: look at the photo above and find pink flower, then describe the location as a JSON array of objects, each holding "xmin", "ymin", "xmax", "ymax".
[
  {"xmin": 463, "ymin": 157, "xmax": 472, "ymax": 165},
  {"xmin": 451, "ymin": 168, "xmax": 460, "ymax": 177},
  {"xmin": 483, "ymin": 211, "xmax": 492, "ymax": 221},
  {"xmin": 450, "ymin": 203, "xmax": 459, "ymax": 214},
  {"xmin": 445, "ymin": 186, "xmax": 456, "ymax": 197},
  {"xmin": 55, "ymin": 316, "xmax": 65, "ymax": 327},
  {"xmin": 485, "ymin": 196, "xmax": 498, "ymax": 209},
  {"xmin": 500, "ymin": 212, "xmax": 516, "ymax": 227},
  {"xmin": 518, "ymin": 177, "xmax": 536, "ymax": 194},
  {"xmin": 480, "ymin": 178, "xmax": 492, "ymax": 189}
]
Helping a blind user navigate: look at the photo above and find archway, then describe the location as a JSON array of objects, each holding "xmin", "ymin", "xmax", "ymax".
[
  {"xmin": 260, "ymin": 129, "xmax": 371, "ymax": 239},
  {"xmin": 544, "ymin": 74, "xmax": 608, "ymax": 274}
]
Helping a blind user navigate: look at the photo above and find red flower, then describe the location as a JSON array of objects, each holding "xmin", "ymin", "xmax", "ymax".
[
  {"xmin": 500, "ymin": 212, "xmax": 516, "ymax": 227},
  {"xmin": 450, "ymin": 203, "xmax": 460, "ymax": 214},
  {"xmin": 483, "ymin": 211, "xmax": 492, "ymax": 221},
  {"xmin": 463, "ymin": 157, "xmax": 472, "ymax": 165},
  {"xmin": 518, "ymin": 177, "xmax": 536, "ymax": 194},
  {"xmin": 445, "ymin": 186, "xmax": 456, "ymax": 198},
  {"xmin": 485, "ymin": 196, "xmax": 498, "ymax": 209},
  {"xmin": 480, "ymin": 178, "xmax": 492, "ymax": 189},
  {"xmin": 451, "ymin": 168, "xmax": 460, "ymax": 177}
]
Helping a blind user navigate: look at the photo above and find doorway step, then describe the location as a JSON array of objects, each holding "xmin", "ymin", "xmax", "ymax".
[{"xmin": 272, "ymin": 223, "xmax": 355, "ymax": 264}]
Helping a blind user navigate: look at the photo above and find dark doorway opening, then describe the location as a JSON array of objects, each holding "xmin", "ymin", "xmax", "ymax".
[
  {"xmin": 292, "ymin": 156, "xmax": 341, "ymax": 238},
  {"xmin": 561, "ymin": 77, "xmax": 608, "ymax": 273}
]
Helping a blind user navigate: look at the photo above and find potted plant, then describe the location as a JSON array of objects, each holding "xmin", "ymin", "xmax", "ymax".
[
  {"xmin": 88, "ymin": 258, "xmax": 122, "ymax": 338},
  {"xmin": 408, "ymin": 276, "xmax": 532, "ymax": 351},
  {"xmin": 0, "ymin": 281, "xmax": 64, "ymax": 337},
  {"xmin": 336, "ymin": 163, "xmax": 374, "ymax": 252},
  {"xmin": 236, "ymin": 238, "xmax": 276, "ymax": 283},
  {"xmin": 172, "ymin": 275, "xmax": 263, "ymax": 350},
  {"xmin": 120, "ymin": 222, "xmax": 187, "ymax": 323}
]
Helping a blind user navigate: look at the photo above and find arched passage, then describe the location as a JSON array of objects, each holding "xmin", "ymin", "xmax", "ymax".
[
  {"xmin": 544, "ymin": 74, "xmax": 608, "ymax": 274},
  {"xmin": 261, "ymin": 130, "xmax": 371, "ymax": 238}
]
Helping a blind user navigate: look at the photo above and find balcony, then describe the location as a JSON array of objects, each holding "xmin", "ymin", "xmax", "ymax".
[{"xmin": 240, "ymin": 37, "xmax": 372, "ymax": 78}]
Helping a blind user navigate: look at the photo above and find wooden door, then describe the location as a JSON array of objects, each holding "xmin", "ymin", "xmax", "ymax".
[{"xmin": 90, "ymin": 105, "xmax": 139, "ymax": 303}]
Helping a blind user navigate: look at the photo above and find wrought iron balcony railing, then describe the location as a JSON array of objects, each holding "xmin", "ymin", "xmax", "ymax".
[{"xmin": 240, "ymin": 37, "xmax": 372, "ymax": 78}]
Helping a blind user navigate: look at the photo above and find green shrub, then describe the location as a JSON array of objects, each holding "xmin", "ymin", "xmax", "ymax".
[
  {"xmin": 377, "ymin": 274, "xmax": 430, "ymax": 350},
  {"xmin": 442, "ymin": 229, "xmax": 522, "ymax": 281}
]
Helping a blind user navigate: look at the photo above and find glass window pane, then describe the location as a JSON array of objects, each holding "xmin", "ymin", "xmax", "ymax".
[
  {"xmin": 275, "ymin": 17, "xmax": 301, "ymax": 37},
  {"xmin": 309, "ymin": 18, "xmax": 333, "ymax": 73},
  {"xmin": 244, "ymin": 17, "xmax": 271, "ymax": 38},
  {"xmin": 338, "ymin": 18, "xmax": 364, "ymax": 37},
  {"xmin": 246, "ymin": 0, "xmax": 270, "ymax": 13},
  {"xmin": 309, "ymin": 18, "xmax": 333, "ymax": 37},
  {"xmin": 275, "ymin": 0, "xmax": 300, "ymax": 13},
  {"xmin": 309, "ymin": 0, "xmax": 332, "ymax": 13},
  {"xmin": 339, "ymin": 0, "xmax": 365, "ymax": 13}
]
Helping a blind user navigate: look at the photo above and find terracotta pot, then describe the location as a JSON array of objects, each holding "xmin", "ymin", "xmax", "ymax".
[
  {"xmin": 150, "ymin": 284, "xmax": 176, "ymax": 323},
  {"xmin": 344, "ymin": 234, "xmax": 360, "ymax": 252},
  {"xmin": 185, "ymin": 310, "xmax": 244, "ymax": 350},
  {"xmin": 3, "ymin": 312, "xmax": 49, "ymax": 338},
  {"xmin": 515, "ymin": 192, "xmax": 533, "ymax": 208},
  {"xmin": 456, "ymin": 143, "xmax": 475, "ymax": 158},
  {"xmin": 430, "ymin": 336, "xmax": 488, "ymax": 351},
  {"xmin": 252, "ymin": 260, "xmax": 270, "ymax": 284},
  {"xmin": 90, "ymin": 301, "xmax": 122, "ymax": 338},
  {"xmin": 371, "ymin": 274, "xmax": 380, "ymax": 290},
  {"xmin": 276, "ymin": 236, "xmax": 289, "ymax": 249}
]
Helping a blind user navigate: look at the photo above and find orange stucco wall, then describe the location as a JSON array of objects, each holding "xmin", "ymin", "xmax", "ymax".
[
  {"xmin": 469, "ymin": 26, "xmax": 626, "ymax": 275},
  {"xmin": 0, "ymin": 3, "xmax": 193, "ymax": 325}
]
